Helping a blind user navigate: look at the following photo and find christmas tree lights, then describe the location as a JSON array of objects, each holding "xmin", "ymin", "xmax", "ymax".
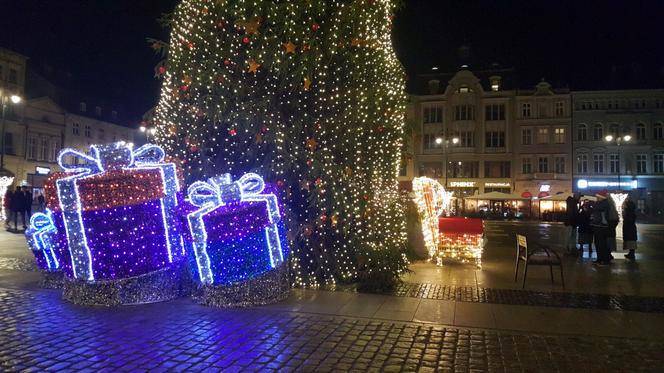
[
  {"xmin": 152, "ymin": 0, "xmax": 408, "ymax": 287},
  {"xmin": 0, "ymin": 176, "xmax": 13, "ymax": 221}
]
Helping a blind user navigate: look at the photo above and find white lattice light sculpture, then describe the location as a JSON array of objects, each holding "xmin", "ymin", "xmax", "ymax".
[
  {"xmin": 0, "ymin": 176, "xmax": 14, "ymax": 221},
  {"xmin": 412, "ymin": 177, "xmax": 450, "ymax": 258}
]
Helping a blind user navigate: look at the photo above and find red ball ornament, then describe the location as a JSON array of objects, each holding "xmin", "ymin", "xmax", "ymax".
[
  {"xmin": 315, "ymin": 178, "xmax": 322, "ymax": 185},
  {"xmin": 242, "ymin": 36, "xmax": 251, "ymax": 44},
  {"xmin": 158, "ymin": 66, "xmax": 166, "ymax": 75},
  {"xmin": 261, "ymin": 125, "xmax": 268, "ymax": 133},
  {"xmin": 181, "ymin": 85, "xmax": 189, "ymax": 92},
  {"xmin": 216, "ymin": 20, "xmax": 226, "ymax": 28},
  {"xmin": 303, "ymin": 226, "xmax": 313, "ymax": 236},
  {"xmin": 187, "ymin": 42, "xmax": 194, "ymax": 50},
  {"xmin": 363, "ymin": 194, "xmax": 369, "ymax": 200},
  {"xmin": 311, "ymin": 23, "xmax": 320, "ymax": 32},
  {"xmin": 306, "ymin": 160, "xmax": 313, "ymax": 167},
  {"xmin": 190, "ymin": 145, "xmax": 199, "ymax": 152},
  {"xmin": 320, "ymin": 215, "xmax": 327, "ymax": 222},
  {"xmin": 228, "ymin": 128, "xmax": 237, "ymax": 136},
  {"xmin": 276, "ymin": 180, "xmax": 285, "ymax": 188},
  {"xmin": 224, "ymin": 59, "xmax": 231, "ymax": 66}
]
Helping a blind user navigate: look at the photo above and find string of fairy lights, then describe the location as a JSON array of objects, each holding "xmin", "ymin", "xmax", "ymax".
[{"xmin": 152, "ymin": 0, "xmax": 408, "ymax": 287}]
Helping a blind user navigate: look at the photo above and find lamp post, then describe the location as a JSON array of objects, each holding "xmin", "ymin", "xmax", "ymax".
[
  {"xmin": 1, "ymin": 92, "xmax": 22, "ymax": 175},
  {"xmin": 604, "ymin": 134, "xmax": 631, "ymax": 191},
  {"xmin": 435, "ymin": 136, "xmax": 459, "ymax": 189},
  {"xmin": 139, "ymin": 125, "xmax": 157, "ymax": 143}
]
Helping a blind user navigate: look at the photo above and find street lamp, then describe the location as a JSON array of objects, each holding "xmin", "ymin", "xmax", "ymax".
[
  {"xmin": 605, "ymin": 134, "xmax": 631, "ymax": 190},
  {"xmin": 435, "ymin": 136, "xmax": 460, "ymax": 189},
  {"xmin": 1, "ymin": 92, "xmax": 23, "ymax": 177}
]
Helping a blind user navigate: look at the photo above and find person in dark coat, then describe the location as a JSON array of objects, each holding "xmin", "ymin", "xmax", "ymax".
[
  {"xmin": 564, "ymin": 193, "xmax": 580, "ymax": 253},
  {"xmin": 11, "ymin": 186, "xmax": 26, "ymax": 230},
  {"xmin": 37, "ymin": 193, "xmax": 45, "ymax": 211},
  {"xmin": 623, "ymin": 196, "xmax": 638, "ymax": 260},
  {"xmin": 23, "ymin": 186, "xmax": 33, "ymax": 221},
  {"xmin": 577, "ymin": 200, "xmax": 594, "ymax": 257},
  {"xmin": 590, "ymin": 190, "xmax": 612, "ymax": 265}
]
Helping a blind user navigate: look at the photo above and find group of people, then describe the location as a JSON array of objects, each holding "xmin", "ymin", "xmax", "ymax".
[
  {"xmin": 564, "ymin": 191, "xmax": 637, "ymax": 265},
  {"xmin": 3, "ymin": 186, "xmax": 43, "ymax": 231}
]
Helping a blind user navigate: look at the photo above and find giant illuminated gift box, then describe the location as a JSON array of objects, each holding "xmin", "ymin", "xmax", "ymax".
[
  {"xmin": 43, "ymin": 142, "xmax": 186, "ymax": 305},
  {"xmin": 184, "ymin": 173, "xmax": 289, "ymax": 307},
  {"xmin": 437, "ymin": 217, "xmax": 484, "ymax": 268}
]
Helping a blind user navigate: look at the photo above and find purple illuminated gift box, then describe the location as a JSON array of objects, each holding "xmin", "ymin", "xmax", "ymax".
[
  {"xmin": 25, "ymin": 210, "xmax": 67, "ymax": 272},
  {"xmin": 184, "ymin": 173, "xmax": 288, "ymax": 286},
  {"xmin": 45, "ymin": 143, "xmax": 186, "ymax": 282}
]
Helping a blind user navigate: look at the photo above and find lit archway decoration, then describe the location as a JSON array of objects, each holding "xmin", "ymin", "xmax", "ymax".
[
  {"xmin": 0, "ymin": 176, "xmax": 14, "ymax": 221},
  {"xmin": 412, "ymin": 177, "xmax": 451, "ymax": 259}
]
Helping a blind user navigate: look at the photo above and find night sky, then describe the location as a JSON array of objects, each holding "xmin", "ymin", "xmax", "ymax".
[{"xmin": 1, "ymin": 0, "xmax": 663, "ymax": 123}]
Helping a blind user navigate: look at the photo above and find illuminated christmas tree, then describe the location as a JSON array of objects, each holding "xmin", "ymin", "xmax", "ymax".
[{"xmin": 153, "ymin": 0, "xmax": 408, "ymax": 287}]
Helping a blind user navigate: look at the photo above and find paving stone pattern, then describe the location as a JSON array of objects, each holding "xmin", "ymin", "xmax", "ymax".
[
  {"xmin": 0, "ymin": 288, "xmax": 662, "ymax": 372},
  {"xmin": 391, "ymin": 283, "xmax": 664, "ymax": 313}
]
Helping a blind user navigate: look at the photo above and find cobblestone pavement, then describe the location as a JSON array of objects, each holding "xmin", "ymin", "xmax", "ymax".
[
  {"xmin": 0, "ymin": 287, "xmax": 663, "ymax": 372},
  {"xmin": 389, "ymin": 283, "xmax": 664, "ymax": 313}
]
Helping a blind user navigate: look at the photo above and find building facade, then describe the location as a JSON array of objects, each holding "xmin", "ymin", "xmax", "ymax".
[
  {"xmin": 404, "ymin": 67, "xmax": 572, "ymax": 213},
  {"xmin": 572, "ymin": 90, "xmax": 664, "ymax": 215}
]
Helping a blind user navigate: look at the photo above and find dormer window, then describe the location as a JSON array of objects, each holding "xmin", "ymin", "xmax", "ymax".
[
  {"xmin": 458, "ymin": 86, "xmax": 471, "ymax": 93},
  {"xmin": 80, "ymin": 102, "xmax": 87, "ymax": 112},
  {"xmin": 489, "ymin": 75, "xmax": 502, "ymax": 91},
  {"xmin": 111, "ymin": 110, "xmax": 118, "ymax": 120},
  {"xmin": 95, "ymin": 106, "xmax": 102, "ymax": 116}
]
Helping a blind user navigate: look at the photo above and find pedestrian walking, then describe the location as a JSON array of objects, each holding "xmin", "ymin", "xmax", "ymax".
[
  {"xmin": 23, "ymin": 186, "xmax": 33, "ymax": 222},
  {"xmin": 577, "ymin": 200, "xmax": 594, "ymax": 257},
  {"xmin": 623, "ymin": 196, "xmax": 638, "ymax": 260},
  {"xmin": 11, "ymin": 186, "xmax": 26, "ymax": 230},
  {"xmin": 564, "ymin": 193, "xmax": 580, "ymax": 254},
  {"xmin": 37, "ymin": 193, "xmax": 45, "ymax": 212},
  {"xmin": 590, "ymin": 190, "xmax": 612, "ymax": 265}
]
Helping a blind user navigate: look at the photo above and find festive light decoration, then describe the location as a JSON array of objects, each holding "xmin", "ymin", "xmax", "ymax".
[
  {"xmin": 152, "ymin": 0, "xmax": 409, "ymax": 287},
  {"xmin": 25, "ymin": 209, "xmax": 61, "ymax": 271},
  {"xmin": 437, "ymin": 217, "xmax": 483, "ymax": 268},
  {"xmin": 49, "ymin": 142, "xmax": 184, "ymax": 281},
  {"xmin": 186, "ymin": 173, "xmax": 286, "ymax": 285},
  {"xmin": 412, "ymin": 177, "xmax": 451, "ymax": 258},
  {"xmin": 610, "ymin": 193, "xmax": 628, "ymax": 222},
  {"xmin": 0, "ymin": 176, "xmax": 13, "ymax": 221}
]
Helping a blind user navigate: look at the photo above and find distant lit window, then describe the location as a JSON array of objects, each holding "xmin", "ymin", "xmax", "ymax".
[
  {"xmin": 72, "ymin": 123, "xmax": 80, "ymax": 136},
  {"xmin": 538, "ymin": 157, "xmax": 548, "ymax": 173},
  {"xmin": 521, "ymin": 158, "xmax": 532, "ymax": 174},
  {"xmin": 554, "ymin": 128, "xmax": 565, "ymax": 144},
  {"xmin": 654, "ymin": 153, "xmax": 664, "ymax": 173},
  {"xmin": 536, "ymin": 128, "xmax": 548, "ymax": 144},
  {"xmin": 554, "ymin": 156, "xmax": 565, "ymax": 174},
  {"xmin": 609, "ymin": 154, "xmax": 619, "ymax": 174},
  {"xmin": 577, "ymin": 154, "xmax": 588, "ymax": 173},
  {"xmin": 522, "ymin": 128, "xmax": 532, "ymax": 145},
  {"xmin": 555, "ymin": 101, "xmax": 565, "ymax": 117},
  {"xmin": 593, "ymin": 154, "xmax": 604, "ymax": 173}
]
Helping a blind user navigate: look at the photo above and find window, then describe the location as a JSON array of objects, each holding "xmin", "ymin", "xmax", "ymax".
[
  {"xmin": 555, "ymin": 156, "xmax": 565, "ymax": 174},
  {"xmin": 577, "ymin": 154, "xmax": 588, "ymax": 173},
  {"xmin": 636, "ymin": 154, "xmax": 647, "ymax": 173},
  {"xmin": 484, "ymin": 161, "xmax": 511, "ymax": 178},
  {"xmin": 485, "ymin": 131, "xmax": 505, "ymax": 148},
  {"xmin": 521, "ymin": 103, "xmax": 531, "ymax": 118},
  {"xmin": 536, "ymin": 128, "xmax": 548, "ymax": 144},
  {"xmin": 454, "ymin": 105, "xmax": 474, "ymax": 121},
  {"xmin": 457, "ymin": 86, "xmax": 472, "ymax": 93},
  {"xmin": 448, "ymin": 161, "xmax": 479, "ymax": 178},
  {"xmin": 654, "ymin": 153, "xmax": 664, "ymax": 173},
  {"xmin": 3, "ymin": 133, "xmax": 15, "ymax": 155},
  {"xmin": 555, "ymin": 101, "xmax": 565, "ymax": 117},
  {"xmin": 638, "ymin": 199, "xmax": 645, "ymax": 213},
  {"xmin": 485, "ymin": 104, "xmax": 505, "ymax": 121},
  {"xmin": 538, "ymin": 157, "xmax": 549, "ymax": 173},
  {"xmin": 98, "ymin": 128, "xmax": 105, "ymax": 141},
  {"xmin": 418, "ymin": 162, "xmax": 443, "ymax": 178},
  {"xmin": 8, "ymin": 68, "xmax": 17, "ymax": 84},
  {"xmin": 592, "ymin": 124, "xmax": 603, "ymax": 141},
  {"xmin": 654, "ymin": 123, "xmax": 663, "ymax": 140},
  {"xmin": 39, "ymin": 137, "xmax": 48, "ymax": 161},
  {"xmin": 84, "ymin": 125, "xmax": 91, "ymax": 138},
  {"xmin": 521, "ymin": 128, "xmax": 532, "ymax": 145},
  {"xmin": 111, "ymin": 111, "xmax": 118, "ymax": 120},
  {"xmin": 458, "ymin": 131, "xmax": 474, "ymax": 147},
  {"xmin": 593, "ymin": 154, "xmax": 604, "ymax": 173},
  {"xmin": 80, "ymin": 102, "xmax": 87, "ymax": 112},
  {"xmin": 609, "ymin": 154, "xmax": 620, "ymax": 174},
  {"xmin": 28, "ymin": 135, "xmax": 38, "ymax": 160},
  {"xmin": 49, "ymin": 140, "xmax": 59, "ymax": 162},
  {"xmin": 423, "ymin": 105, "xmax": 443, "ymax": 124},
  {"xmin": 636, "ymin": 123, "xmax": 646, "ymax": 140},
  {"xmin": 577, "ymin": 124, "xmax": 588, "ymax": 141},
  {"xmin": 72, "ymin": 123, "xmax": 80, "ymax": 136},
  {"xmin": 554, "ymin": 128, "xmax": 565, "ymax": 144},
  {"xmin": 95, "ymin": 106, "xmax": 102, "ymax": 116},
  {"xmin": 422, "ymin": 134, "xmax": 440, "ymax": 150},
  {"xmin": 522, "ymin": 158, "xmax": 532, "ymax": 174}
]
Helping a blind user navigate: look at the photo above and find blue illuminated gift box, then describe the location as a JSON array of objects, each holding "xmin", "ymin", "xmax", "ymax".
[
  {"xmin": 25, "ymin": 210, "xmax": 65, "ymax": 272},
  {"xmin": 44, "ymin": 143, "xmax": 185, "ymax": 282},
  {"xmin": 185, "ymin": 173, "xmax": 288, "ymax": 285}
]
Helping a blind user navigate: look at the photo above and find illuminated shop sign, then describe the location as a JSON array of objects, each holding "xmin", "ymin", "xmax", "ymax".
[
  {"xmin": 577, "ymin": 179, "xmax": 637, "ymax": 189},
  {"xmin": 449, "ymin": 181, "xmax": 476, "ymax": 187},
  {"xmin": 485, "ymin": 182, "xmax": 510, "ymax": 187},
  {"xmin": 539, "ymin": 184, "xmax": 551, "ymax": 192},
  {"xmin": 35, "ymin": 166, "xmax": 51, "ymax": 175}
]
